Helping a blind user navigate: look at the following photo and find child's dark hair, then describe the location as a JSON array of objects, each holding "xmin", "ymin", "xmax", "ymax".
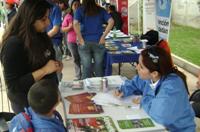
[
  {"xmin": 28, "ymin": 79, "xmax": 60, "ymax": 114},
  {"xmin": 141, "ymin": 46, "xmax": 189, "ymax": 94}
]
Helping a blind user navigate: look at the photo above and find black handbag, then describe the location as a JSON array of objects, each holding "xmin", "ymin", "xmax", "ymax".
[{"xmin": 189, "ymin": 89, "xmax": 200, "ymax": 102}]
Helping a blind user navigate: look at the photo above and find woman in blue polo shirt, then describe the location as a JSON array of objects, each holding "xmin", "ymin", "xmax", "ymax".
[
  {"xmin": 115, "ymin": 46, "xmax": 196, "ymax": 132},
  {"xmin": 74, "ymin": 0, "xmax": 114, "ymax": 79}
]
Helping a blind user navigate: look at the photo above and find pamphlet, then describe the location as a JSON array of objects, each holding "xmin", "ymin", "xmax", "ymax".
[
  {"xmin": 71, "ymin": 81, "xmax": 84, "ymax": 90},
  {"xmin": 59, "ymin": 81, "xmax": 84, "ymax": 91},
  {"xmin": 66, "ymin": 92, "xmax": 103, "ymax": 114},
  {"xmin": 69, "ymin": 102, "xmax": 103, "ymax": 114},
  {"xmin": 117, "ymin": 118, "xmax": 155, "ymax": 129},
  {"xmin": 65, "ymin": 92, "xmax": 96, "ymax": 103},
  {"xmin": 67, "ymin": 116, "xmax": 118, "ymax": 132}
]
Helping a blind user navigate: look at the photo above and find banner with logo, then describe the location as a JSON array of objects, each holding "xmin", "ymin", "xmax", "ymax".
[{"xmin": 156, "ymin": 0, "xmax": 172, "ymax": 40}]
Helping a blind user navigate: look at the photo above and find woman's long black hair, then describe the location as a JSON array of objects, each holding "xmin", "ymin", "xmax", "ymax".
[{"xmin": 82, "ymin": 0, "xmax": 102, "ymax": 16}]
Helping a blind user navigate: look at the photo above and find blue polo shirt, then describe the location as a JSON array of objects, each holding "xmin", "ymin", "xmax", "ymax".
[
  {"xmin": 46, "ymin": 4, "xmax": 62, "ymax": 46},
  {"xmin": 120, "ymin": 74, "xmax": 196, "ymax": 132},
  {"xmin": 74, "ymin": 6, "xmax": 111, "ymax": 43}
]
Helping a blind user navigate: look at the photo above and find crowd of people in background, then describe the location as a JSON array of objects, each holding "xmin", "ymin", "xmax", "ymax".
[{"xmin": 0, "ymin": 0, "xmax": 200, "ymax": 131}]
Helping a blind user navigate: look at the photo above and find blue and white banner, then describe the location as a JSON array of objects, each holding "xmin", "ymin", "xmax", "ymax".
[
  {"xmin": 143, "ymin": 0, "xmax": 172, "ymax": 41},
  {"xmin": 156, "ymin": 0, "xmax": 172, "ymax": 40}
]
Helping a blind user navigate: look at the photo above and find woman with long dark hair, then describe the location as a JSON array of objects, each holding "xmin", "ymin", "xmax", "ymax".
[
  {"xmin": 115, "ymin": 46, "xmax": 196, "ymax": 131},
  {"xmin": 74, "ymin": 0, "xmax": 114, "ymax": 79},
  {"xmin": 0, "ymin": 0, "xmax": 63, "ymax": 114}
]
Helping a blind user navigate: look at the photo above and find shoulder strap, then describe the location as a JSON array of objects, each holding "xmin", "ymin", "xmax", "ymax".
[
  {"xmin": 21, "ymin": 112, "xmax": 34, "ymax": 132},
  {"xmin": 54, "ymin": 111, "xmax": 63, "ymax": 123}
]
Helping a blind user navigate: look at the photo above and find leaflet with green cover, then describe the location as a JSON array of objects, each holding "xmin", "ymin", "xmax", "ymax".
[{"xmin": 118, "ymin": 118, "xmax": 155, "ymax": 129}]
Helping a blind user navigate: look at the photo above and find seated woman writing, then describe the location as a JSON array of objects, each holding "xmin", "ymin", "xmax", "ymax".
[{"xmin": 115, "ymin": 46, "xmax": 196, "ymax": 132}]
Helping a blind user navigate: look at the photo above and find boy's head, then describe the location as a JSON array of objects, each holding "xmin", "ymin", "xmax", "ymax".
[{"xmin": 28, "ymin": 79, "xmax": 60, "ymax": 115}]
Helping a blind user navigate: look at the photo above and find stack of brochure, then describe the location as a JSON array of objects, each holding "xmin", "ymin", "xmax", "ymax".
[
  {"xmin": 84, "ymin": 75, "xmax": 126, "ymax": 90},
  {"xmin": 127, "ymin": 46, "xmax": 143, "ymax": 54},
  {"xmin": 105, "ymin": 30, "xmax": 129, "ymax": 39}
]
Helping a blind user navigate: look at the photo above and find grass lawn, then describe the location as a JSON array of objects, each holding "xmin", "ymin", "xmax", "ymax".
[{"xmin": 169, "ymin": 24, "xmax": 200, "ymax": 66}]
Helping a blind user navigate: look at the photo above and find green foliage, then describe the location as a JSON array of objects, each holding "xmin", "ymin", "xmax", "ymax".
[
  {"xmin": 169, "ymin": 24, "xmax": 200, "ymax": 66},
  {"xmin": 0, "ymin": 2, "xmax": 7, "ymax": 24}
]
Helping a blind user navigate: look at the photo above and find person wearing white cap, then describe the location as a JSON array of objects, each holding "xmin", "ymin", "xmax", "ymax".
[
  {"xmin": 61, "ymin": 0, "xmax": 81, "ymax": 80},
  {"xmin": 74, "ymin": 0, "xmax": 114, "ymax": 79}
]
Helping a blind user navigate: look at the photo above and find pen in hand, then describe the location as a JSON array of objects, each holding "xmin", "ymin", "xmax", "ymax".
[{"xmin": 114, "ymin": 87, "xmax": 123, "ymax": 98}]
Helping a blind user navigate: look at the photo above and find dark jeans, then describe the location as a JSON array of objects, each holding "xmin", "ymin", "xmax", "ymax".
[{"xmin": 78, "ymin": 42, "xmax": 105, "ymax": 79}]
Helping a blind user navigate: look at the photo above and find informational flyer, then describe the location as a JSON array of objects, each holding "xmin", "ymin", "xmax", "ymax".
[
  {"xmin": 67, "ymin": 116, "xmax": 118, "ymax": 132},
  {"xmin": 118, "ymin": 118, "xmax": 155, "ymax": 129}
]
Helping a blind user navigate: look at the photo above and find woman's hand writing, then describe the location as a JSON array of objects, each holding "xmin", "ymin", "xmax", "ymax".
[{"xmin": 114, "ymin": 89, "xmax": 123, "ymax": 98}]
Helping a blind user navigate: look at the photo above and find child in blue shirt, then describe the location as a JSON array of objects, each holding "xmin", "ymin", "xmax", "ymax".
[
  {"xmin": 9, "ymin": 79, "xmax": 67, "ymax": 132},
  {"xmin": 115, "ymin": 46, "xmax": 196, "ymax": 132}
]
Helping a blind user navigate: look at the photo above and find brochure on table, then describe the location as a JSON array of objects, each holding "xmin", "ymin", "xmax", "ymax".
[
  {"xmin": 67, "ymin": 116, "xmax": 118, "ymax": 132},
  {"xmin": 106, "ymin": 30, "xmax": 129, "ymax": 39}
]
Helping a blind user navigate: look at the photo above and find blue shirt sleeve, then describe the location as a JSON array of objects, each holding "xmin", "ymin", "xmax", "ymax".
[
  {"xmin": 120, "ymin": 75, "xmax": 145, "ymax": 97},
  {"xmin": 74, "ymin": 7, "xmax": 82, "ymax": 23},
  {"xmin": 101, "ymin": 8, "xmax": 111, "ymax": 22},
  {"xmin": 51, "ymin": 5, "xmax": 62, "ymax": 26},
  {"xmin": 143, "ymin": 75, "xmax": 196, "ymax": 131}
]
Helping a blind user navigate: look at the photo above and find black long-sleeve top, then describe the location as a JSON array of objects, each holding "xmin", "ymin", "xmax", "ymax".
[{"xmin": 0, "ymin": 36, "xmax": 57, "ymax": 106}]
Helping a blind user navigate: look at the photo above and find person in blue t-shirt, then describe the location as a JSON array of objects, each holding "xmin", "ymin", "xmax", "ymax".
[
  {"xmin": 47, "ymin": 0, "xmax": 63, "ymax": 81},
  {"xmin": 9, "ymin": 79, "xmax": 67, "ymax": 132},
  {"xmin": 74, "ymin": 0, "xmax": 114, "ymax": 79},
  {"xmin": 115, "ymin": 46, "xmax": 196, "ymax": 132}
]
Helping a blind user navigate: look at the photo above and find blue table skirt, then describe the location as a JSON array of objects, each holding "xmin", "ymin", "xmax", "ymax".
[{"xmin": 104, "ymin": 41, "xmax": 141, "ymax": 76}]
